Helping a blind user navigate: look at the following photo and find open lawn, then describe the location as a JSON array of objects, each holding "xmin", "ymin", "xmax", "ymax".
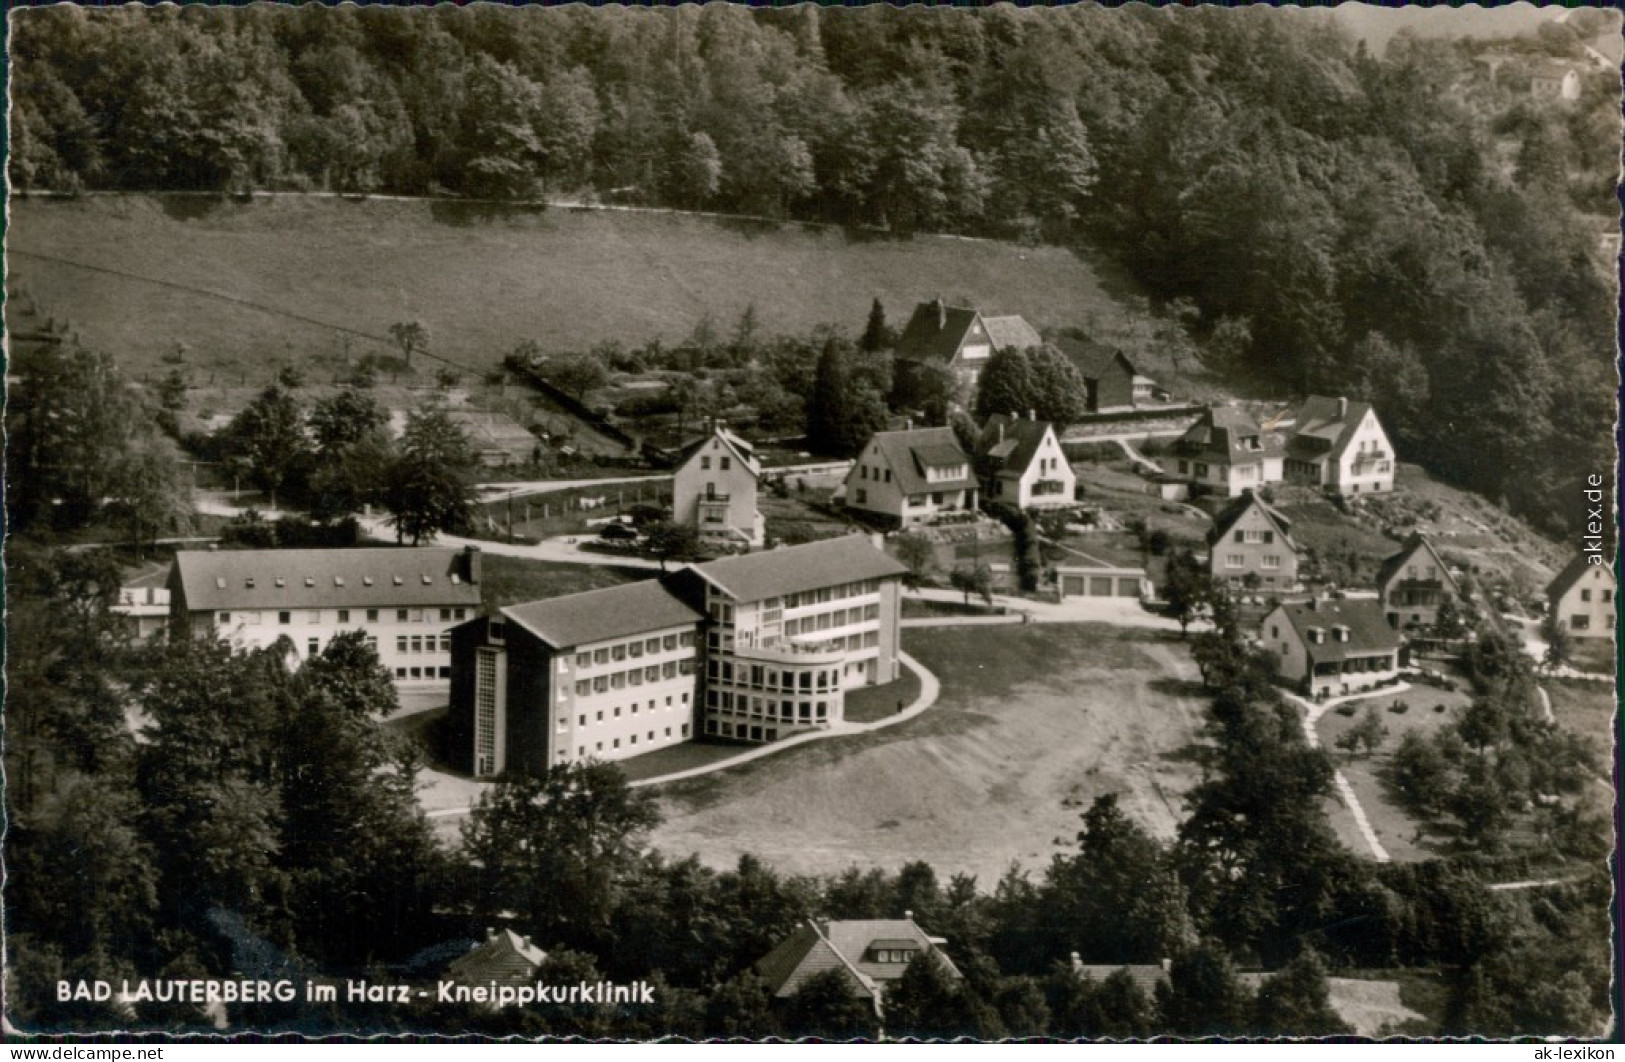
[
  {"xmin": 479, "ymin": 553, "xmax": 648, "ymax": 612},
  {"xmin": 1314, "ymin": 679, "xmax": 1474, "ymax": 863},
  {"xmin": 645, "ymin": 624, "xmax": 1211, "ymax": 882},
  {"xmin": 10, "ymin": 194, "xmax": 1156, "ymax": 389}
]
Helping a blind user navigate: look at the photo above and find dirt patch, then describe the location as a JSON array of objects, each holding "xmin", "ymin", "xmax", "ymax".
[{"xmin": 646, "ymin": 625, "xmax": 1211, "ymax": 882}]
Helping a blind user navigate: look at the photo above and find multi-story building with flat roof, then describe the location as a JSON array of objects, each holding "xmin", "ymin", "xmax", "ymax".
[
  {"xmin": 168, "ymin": 546, "xmax": 484, "ymax": 691},
  {"xmin": 449, "ymin": 535, "xmax": 907, "ymax": 777}
]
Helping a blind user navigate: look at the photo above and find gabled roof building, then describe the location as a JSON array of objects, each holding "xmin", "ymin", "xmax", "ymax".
[
  {"xmin": 894, "ymin": 298, "xmax": 1042, "ymax": 402},
  {"xmin": 1173, "ymin": 406, "xmax": 1285, "ymax": 498},
  {"xmin": 1375, "ymin": 534, "xmax": 1461, "ymax": 632},
  {"xmin": 1260, "ymin": 597, "xmax": 1403, "ymax": 699},
  {"xmin": 1546, "ymin": 555, "xmax": 1616, "ymax": 640},
  {"xmin": 1282, "ymin": 396, "xmax": 1396, "ymax": 497},
  {"xmin": 169, "ymin": 546, "xmax": 483, "ymax": 690},
  {"xmin": 973, "ymin": 414, "xmax": 1075, "ymax": 509},
  {"xmin": 844, "ymin": 427, "xmax": 978, "ymax": 527},
  {"xmin": 755, "ymin": 917, "xmax": 961, "ymax": 1015},
  {"xmin": 1208, "ymin": 491, "xmax": 1299, "ymax": 590},
  {"xmin": 672, "ymin": 425, "xmax": 765, "ymax": 548},
  {"xmin": 1055, "ymin": 336, "xmax": 1159, "ymax": 412}
]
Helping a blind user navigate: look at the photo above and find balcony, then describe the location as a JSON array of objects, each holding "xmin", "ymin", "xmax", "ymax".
[{"xmin": 732, "ymin": 639, "xmax": 848, "ymax": 666}]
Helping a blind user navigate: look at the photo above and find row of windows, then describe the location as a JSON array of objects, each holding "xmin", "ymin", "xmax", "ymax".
[
  {"xmin": 218, "ymin": 607, "xmax": 468, "ymax": 626},
  {"xmin": 780, "ymin": 579, "xmax": 882, "ymax": 610},
  {"xmin": 574, "ymin": 631, "xmax": 694, "ymax": 670},
  {"xmin": 562, "ymin": 692, "xmax": 691, "ymax": 729},
  {"xmin": 708, "ymin": 658, "xmax": 842, "ymax": 692},
  {"xmin": 563, "ymin": 723, "xmax": 691, "ymax": 760},
  {"xmin": 706, "ymin": 720, "xmax": 779, "ymax": 742},
  {"xmin": 1578, "ymin": 588, "xmax": 1614, "ymax": 603},
  {"xmin": 573, "ymin": 659, "xmax": 695, "ymax": 697},
  {"xmin": 395, "ymin": 665, "xmax": 452, "ymax": 680},
  {"xmin": 1233, "ymin": 529, "xmax": 1276, "ymax": 544},
  {"xmin": 855, "ymin": 464, "xmax": 893, "ymax": 484},
  {"xmin": 1570, "ymin": 614, "xmax": 1616, "ymax": 631},
  {"xmin": 697, "ymin": 453, "xmax": 733, "ymax": 471},
  {"xmin": 397, "ymin": 634, "xmax": 453, "ymax": 654},
  {"xmin": 1223, "ymin": 554, "xmax": 1283, "ymax": 569},
  {"xmin": 706, "ymin": 691, "xmax": 830, "ymax": 722},
  {"xmin": 782, "ymin": 604, "xmax": 880, "ymax": 637}
]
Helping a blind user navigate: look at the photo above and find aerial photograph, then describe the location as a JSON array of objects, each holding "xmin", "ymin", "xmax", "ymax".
[{"xmin": 3, "ymin": 1, "xmax": 1618, "ymax": 1042}]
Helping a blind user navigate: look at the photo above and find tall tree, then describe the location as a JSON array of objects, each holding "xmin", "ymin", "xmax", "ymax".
[
  {"xmin": 806, "ymin": 338, "xmax": 888, "ymax": 458},
  {"xmin": 384, "ymin": 405, "xmax": 476, "ymax": 545}
]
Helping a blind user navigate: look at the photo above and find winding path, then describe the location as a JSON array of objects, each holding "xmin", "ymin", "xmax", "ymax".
[{"xmin": 1284, "ymin": 685, "xmax": 1415, "ymax": 864}]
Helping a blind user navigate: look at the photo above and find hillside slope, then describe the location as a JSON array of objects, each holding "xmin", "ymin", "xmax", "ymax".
[{"xmin": 7, "ymin": 194, "xmax": 1161, "ymax": 386}]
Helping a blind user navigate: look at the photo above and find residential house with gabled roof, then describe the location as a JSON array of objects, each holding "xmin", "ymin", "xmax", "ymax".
[
  {"xmin": 844, "ymin": 427, "xmax": 978, "ymax": 527},
  {"xmin": 973, "ymin": 413, "xmax": 1075, "ymax": 509},
  {"xmin": 1055, "ymin": 336, "xmax": 1159, "ymax": 412},
  {"xmin": 893, "ymin": 298, "xmax": 1042, "ymax": 402},
  {"xmin": 449, "ymin": 535, "xmax": 907, "ymax": 775},
  {"xmin": 1546, "ymin": 555, "xmax": 1616, "ymax": 640},
  {"xmin": 168, "ymin": 546, "xmax": 483, "ymax": 691},
  {"xmin": 755, "ymin": 916, "xmax": 961, "ymax": 1016},
  {"xmin": 1260, "ymin": 597, "xmax": 1403, "ymax": 698},
  {"xmin": 448, "ymin": 579, "xmax": 703, "ymax": 776},
  {"xmin": 1375, "ymin": 533, "xmax": 1461, "ymax": 632},
  {"xmin": 1283, "ymin": 396, "xmax": 1395, "ymax": 496},
  {"xmin": 672, "ymin": 425, "xmax": 765, "ymax": 548},
  {"xmin": 1208, "ymin": 491, "xmax": 1299, "ymax": 590},
  {"xmin": 1173, "ymin": 406, "xmax": 1285, "ymax": 498},
  {"xmin": 443, "ymin": 929, "xmax": 548, "ymax": 1005},
  {"xmin": 1530, "ymin": 62, "xmax": 1581, "ymax": 101}
]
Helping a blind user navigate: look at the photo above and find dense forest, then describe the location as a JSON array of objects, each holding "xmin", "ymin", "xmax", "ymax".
[
  {"xmin": 9, "ymin": 4, "xmax": 1618, "ymax": 539},
  {"xmin": 5, "ymin": 543, "xmax": 1610, "ymax": 1036}
]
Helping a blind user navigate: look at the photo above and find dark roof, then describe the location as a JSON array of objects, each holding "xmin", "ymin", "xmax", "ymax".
[
  {"xmin": 172, "ymin": 548, "xmax": 483, "ymax": 612},
  {"xmin": 1178, "ymin": 406, "xmax": 1284, "ymax": 463},
  {"xmin": 1285, "ymin": 396, "xmax": 1377, "ymax": 462},
  {"xmin": 691, "ymin": 535, "xmax": 907, "ymax": 604},
  {"xmin": 445, "ymin": 929, "xmax": 547, "ymax": 987},
  {"xmin": 894, "ymin": 300, "xmax": 1040, "ymax": 365},
  {"xmin": 865, "ymin": 427, "xmax": 978, "ymax": 495},
  {"xmin": 1055, "ymin": 335, "xmax": 1138, "ymax": 383},
  {"xmin": 502, "ymin": 579, "xmax": 702, "ymax": 649},
  {"xmin": 974, "ymin": 414, "xmax": 1056, "ymax": 478},
  {"xmin": 981, "ymin": 315, "xmax": 1043, "ymax": 352},
  {"xmin": 1210, "ymin": 491, "xmax": 1297, "ymax": 549},
  {"xmin": 1547, "ymin": 554, "xmax": 1616, "ymax": 603},
  {"xmin": 1375, "ymin": 533, "xmax": 1460, "ymax": 595},
  {"xmin": 675, "ymin": 426, "xmax": 761, "ymax": 477},
  {"xmin": 756, "ymin": 919, "xmax": 959, "ymax": 1000},
  {"xmin": 894, "ymin": 300, "xmax": 982, "ymax": 365},
  {"xmin": 1273, "ymin": 599, "xmax": 1401, "ymax": 660}
]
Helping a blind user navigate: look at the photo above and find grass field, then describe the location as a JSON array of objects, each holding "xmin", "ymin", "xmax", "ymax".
[
  {"xmin": 1314, "ymin": 679, "xmax": 1474, "ymax": 863},
  {"xmin": 645, "ymin": 624, "xmax": 1211, "ymax": 882},
  {"xmin": 9, "ymin": 194, "xmax": 1155, "ymax": 389}
]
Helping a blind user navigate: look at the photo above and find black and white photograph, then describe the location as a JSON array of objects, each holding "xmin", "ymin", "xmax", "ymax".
[{"xmin": 3, "ymin": 0, "xmax": 1619, "ymax": 1043}]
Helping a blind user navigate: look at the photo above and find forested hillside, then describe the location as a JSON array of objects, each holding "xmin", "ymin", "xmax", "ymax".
[{"xmin": 10, "ymin": 4, "xmax": 1617, "ymax": 536}]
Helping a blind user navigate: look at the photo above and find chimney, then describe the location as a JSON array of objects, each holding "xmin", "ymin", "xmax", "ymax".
[
  {"xmin": 1307, "ymin": 597, "xmax": 1319, "ymax": 611},
  {"xmin": 997, "ymin": 419, "xmax": 1004, "ymax": 444},
  {"xmin": 1071, "ymin": 951, "xmax": 1082, "ymax": 972},
  {"xmin": 1028, "ymin": 409, "xmax": 1036, "ymax": 421},
  {"xmin": 485, "ymin": 927, "xmax": 495, "ymax": 941},
  {"xmin": 904, "ymin": 909, "xmax": 914, "ymax": 922},
  {"xmin": 1161, "ymin": 958, "xmax": 1172, "ymax": 973},
  {"xmin": 934, "ymin": 297, "xmax": 946, "ymax": 330},
  {"xmin": 1337, "ymin": 396, "xmax": 1348, "ymax": 419},
  {"xmin": 463, "ymin": 544, "xmax": 482, "ymax": 585},
  {"xmin": 905, "ymin": 417, "xmax": 913, "ymax": 431}
]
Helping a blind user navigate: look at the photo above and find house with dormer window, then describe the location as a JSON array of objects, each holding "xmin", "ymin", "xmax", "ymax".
[
  {"xmin": 1283, "ymin": 396, "xmax": 1395, "ymax": 496},
  {"xmin": 843, "ymin": 427, "xmax": 978, "ymax": 527},
  {"xmin": 1173, "ymin": 406, "xmax": 1285, "ymax": 498},
  {"xmin": 1547, "ymin": 555, "xmax": 1616, "ymax": 640},
  {"xmin": 1260, "ymin": 597, "xmax": 1402, "ymax": 698},
  {"xmin": 973, "ymin": 413, "xmax": 1075, "ymax": 508},
  {"xmin": 672, "ymin": 425, "xmax": 765, "ymax": 548},
  {"xmin": 1375, "ymin": 533, "xmax": 1461, "ymax": 631},
  {"xmin": 755, "ymin": 915, "xmax": 961, "ymax": 1018}
]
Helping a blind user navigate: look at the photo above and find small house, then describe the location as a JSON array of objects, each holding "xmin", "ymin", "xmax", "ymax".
[
  {"xmin": 1260, "ymin": 597, "xmax": 1403, "ymax": 698},
  {"xmin": 844, "ymin": 427, "xmax": 978, "ymax": 527},
  {"xmin": 1282, "ymin": 396, "xmax": 1395, "ymax": 497},
  {"xmin": 1208, "ymin": 491, "xmax": 1299, "ymax": 590},
  {"xmin": 1173, "ymin": 406, "xmax": 1284, "ymax": 498},
  {"xmin": 973, "ymin": 413, "xmax": 1075, "ymax": 509},
  {"xmin": 755, "ymin": 916, "xmax": 961, "ymax": 1017},
  {"xmin": 1546, "ymin": 555, "xmax": 1616, "ymax": 640},
  {"xmin": 893, "ymin": 298, "xmax": 1042, "ymax": 401},
  {"xmin": 1375, "ymin": 533, "xmax": 1461, "ymax": 631},
  {"xmin": 671, "ymin": 425, "xmax": 765, "ymax": 548}
]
